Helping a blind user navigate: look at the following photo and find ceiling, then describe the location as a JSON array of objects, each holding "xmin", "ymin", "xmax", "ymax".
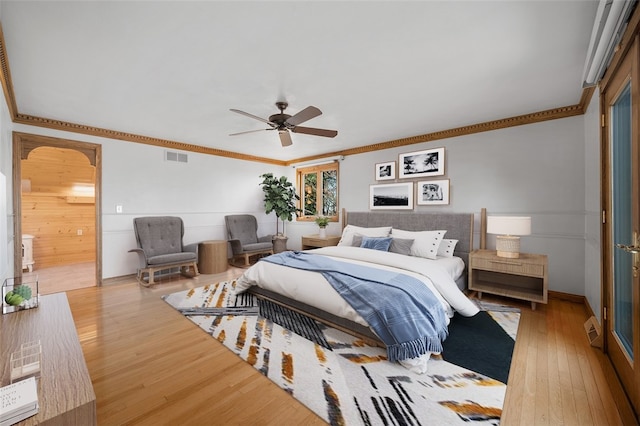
[{"xmin": 0, "ymin": 1, "xmax": 599, "ymax": 162}]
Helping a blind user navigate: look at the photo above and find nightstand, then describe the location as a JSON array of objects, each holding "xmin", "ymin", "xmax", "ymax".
[
  {"xmin": 301, "ymin": 234, "xmax": 341, "ymax": 250},
  {"xmin": 198, "ymin": 240, "xmax": 228, "ymax": 274},
  {"xmin": 469, "ymin": 249, "xmax": 548, "ymax": 310}
]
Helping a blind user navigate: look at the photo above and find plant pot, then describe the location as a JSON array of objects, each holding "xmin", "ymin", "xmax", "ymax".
[
  {"xmin": 318, "ymin": 227, "xmax": 326, "ymax": 238},
  {"xmin": 273, "ymin": 236, "xmax": 288, "ymax": 253}
]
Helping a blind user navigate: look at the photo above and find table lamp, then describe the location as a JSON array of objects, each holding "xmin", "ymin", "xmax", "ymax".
[{"xmin": 487, "ymin": 216, "xmax": 531, "ymax": 258}]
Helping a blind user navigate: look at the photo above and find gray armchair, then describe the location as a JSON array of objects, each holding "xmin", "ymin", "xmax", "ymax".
[
  {"xmin": 225, "ymin": 214, "xmax": 274, "ymax": 266},
  {"xmin": 129, "ymin": 216, "xmax": 199, "ymax": 286}
]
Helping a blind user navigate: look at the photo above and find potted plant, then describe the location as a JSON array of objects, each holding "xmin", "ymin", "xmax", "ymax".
[
  {"xmin": 315, "ymin": 216, "xmax": 330, "ymax": 238},
  {"xmin": 259, "ymin": 173, "xmax": 301, "ymax": 252}
]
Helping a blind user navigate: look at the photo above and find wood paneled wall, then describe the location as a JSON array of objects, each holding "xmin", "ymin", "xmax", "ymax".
[{"xmin": 21, "ymin": 147, "xmax": 95, "ymax": 268}]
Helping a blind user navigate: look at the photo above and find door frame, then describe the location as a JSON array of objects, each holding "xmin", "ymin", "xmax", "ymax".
[
  {"xmin": 12, "ymin": 132, "xmax": 102, "ymax": 286},
  {"xmin": 600, "ymin": 35, "xmax": 640, "ymax": 417}
]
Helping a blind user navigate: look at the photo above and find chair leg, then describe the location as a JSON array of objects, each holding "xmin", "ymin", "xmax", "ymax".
[
  {"xmin": 137, "ymin": 268, "xmax": 152, "ymax": 287},
  {"xmin": 243, "ymin": 253, "xmax": 250, "ymax": 266},
  {"xmin": 180, "ymin": 262, "xmax": 199, "ymax": 278}
]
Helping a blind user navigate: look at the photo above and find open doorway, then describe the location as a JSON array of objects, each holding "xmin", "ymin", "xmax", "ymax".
[{"xmin": 12, "ymin": 132, "xmax": 102, "ymax": 293}]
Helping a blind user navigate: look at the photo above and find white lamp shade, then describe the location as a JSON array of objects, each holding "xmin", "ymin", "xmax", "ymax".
[{"xmin": 487, "ymin": 216, "xmax": 531, "ymax": 236}]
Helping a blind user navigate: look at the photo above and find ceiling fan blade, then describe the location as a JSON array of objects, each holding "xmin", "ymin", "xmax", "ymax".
[
  {"xmin": 230, "ymin": 108, "xmax": 272, "ymax": 124},
  {"xmin": 229, "ymin": 128, "xmax": 272, "ymax": 136},
  {"xmin": 279, "ymin": 130, "xmax": 293, "ymax": 147},
  {"xmin": 292, "ymin": 126, "xmax": 338, "ymax": 138},
  {"xmin": 285, "ymin": 106, "xmax": 322, "ymax": 126}
]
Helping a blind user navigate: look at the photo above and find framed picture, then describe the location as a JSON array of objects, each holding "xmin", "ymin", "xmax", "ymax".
[
  {"xmin": 370, "ymin": 182, "xmax": 413, "ymax": 210},
  {"xmin": 399, "ymin": 147, "xmax": 445, "ymax": 178},
  {"xmin": 375, "ymin": 161, "xmax": 396, "ymax": 181},
  {"xmin": 416, "ymin": 179, "xmax": 450, "ymax": 205}
]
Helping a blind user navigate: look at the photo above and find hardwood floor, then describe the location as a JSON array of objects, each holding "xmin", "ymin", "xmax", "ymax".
[
  {"xmin": 64, "ymin": 268, "xmax": 637, "ymax": 425},
  {"xmin": 24, "ymin": 261, "xmax": 96, "ymax": 295}
]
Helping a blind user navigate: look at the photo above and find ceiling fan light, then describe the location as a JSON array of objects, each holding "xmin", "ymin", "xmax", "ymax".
[{"xmin": 278, "ymin": 129, "xmax": 293, "ymax": 147}]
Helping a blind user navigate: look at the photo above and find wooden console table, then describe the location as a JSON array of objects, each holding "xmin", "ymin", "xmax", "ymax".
[{"xmin": 0, "ymin": 293, "xmax": 96, "ymax": 425}]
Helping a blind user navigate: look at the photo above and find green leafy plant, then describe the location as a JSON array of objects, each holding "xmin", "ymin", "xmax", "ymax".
[
  {"xmin": 4, "ymin": 285, "xmax": 32, "ymax": 306},
  {"xmin": 314, "ymin": 216, "xmax": 330, "ymax": 228},
  {"xmin": 259, "ymin": 173, "xmax": 301, "ymax": 236}
]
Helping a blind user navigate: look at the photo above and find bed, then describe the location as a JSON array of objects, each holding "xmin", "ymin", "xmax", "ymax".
[{"xmin": 235, "ymin": 210, "xmax": 481, "ymax": 373}]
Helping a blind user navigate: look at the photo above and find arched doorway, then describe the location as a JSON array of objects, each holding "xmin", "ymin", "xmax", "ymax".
[{"xmin": 12, "ymin": 132, "xmax": 102, "ymax": 290}]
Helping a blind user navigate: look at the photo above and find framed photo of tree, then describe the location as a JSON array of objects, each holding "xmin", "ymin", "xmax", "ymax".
[
  {"xmin": 416, "ymin": 179, "xmax": 450, "ymax": 205},
  {"xmin": 375, "ymin": 161, "xmax": 395, "ymax": 181},
  {"xmin": 370, "ymin": 182, "xmax": 413, "ymax": 210},
  {"xmin": 399, "ymin": 147, "xmax": 445, "ymax": 179}
]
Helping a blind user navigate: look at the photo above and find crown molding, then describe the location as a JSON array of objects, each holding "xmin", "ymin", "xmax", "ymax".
[
  {"xmin": 13, "ymin": 113, "xmax": 287, "ymax": 166},
  {"xmin": 0, "ymin": 23, "xmax": 18, "ymax": 120},
  {"xmin": 579, "ymin": 86, "xmax": 596, "ymax": 112},
  {"xmin": 284, "ymin": 102, "xmax": 587, "ymax": 165}
]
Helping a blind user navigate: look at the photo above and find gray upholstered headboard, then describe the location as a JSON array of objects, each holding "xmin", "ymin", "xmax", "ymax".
[{"xmin": 344, "ymin": 211, "xmax": 474, "ymax": 269}]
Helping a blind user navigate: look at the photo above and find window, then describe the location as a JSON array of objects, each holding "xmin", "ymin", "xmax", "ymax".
[{"xmin": 296, "ymin": 162, "xmax": 339, "ymax": 221}]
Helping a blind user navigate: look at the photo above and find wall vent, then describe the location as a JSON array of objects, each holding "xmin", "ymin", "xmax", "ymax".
[{"xmin": 165, "ymin": 150, "xmax": 188, "ymax": 163}]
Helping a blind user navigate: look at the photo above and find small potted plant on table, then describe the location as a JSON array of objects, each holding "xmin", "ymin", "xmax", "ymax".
[{"xmin": 315, "ymin": 216, "xmax": 330, "ymax": 238}]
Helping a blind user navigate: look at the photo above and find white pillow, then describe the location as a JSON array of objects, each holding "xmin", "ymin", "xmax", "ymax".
[
  {"xmin": 337, "ymin": 225, "xmax": 392, "ymax": 246},
  {"xmin": 437, "ymin": 238, "xmax": 458, "ymax": 258},
  {"xmin": 391, "ymin": 229, "xmax": 446, "ymax": 259}
]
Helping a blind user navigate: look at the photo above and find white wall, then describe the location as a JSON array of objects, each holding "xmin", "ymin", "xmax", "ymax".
[
  {"xmin": 8, "ymin": 122, "xmax": 317, "ymax": 278},
  {"xmin": 0, "ymin": 73, "xmax": 13, "ymax": 283},
  {"xmin": 1, "ymin": 107, "xmax": 593, "ymax": 297},
  {"xmin": 338, "ymin": 116, "xmax": 587, "ymax": 295},
  {"xmin": 100, "ymin": 140, "xmax": 296, "ymax": 277}
]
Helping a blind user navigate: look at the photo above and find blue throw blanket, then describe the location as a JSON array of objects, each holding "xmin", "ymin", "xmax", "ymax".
[{"xmin": 262, "ymin": 251, "xmax": 448, "ymax": 362}]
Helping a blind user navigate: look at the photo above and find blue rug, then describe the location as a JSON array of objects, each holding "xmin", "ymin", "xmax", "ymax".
[{"xmin": 443, "ymin": 310, "xmax": 515, "ymax": 384}]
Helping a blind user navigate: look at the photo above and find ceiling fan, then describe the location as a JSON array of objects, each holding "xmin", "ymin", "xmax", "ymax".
[{"xmin": 229, "ymin": 101, "xmax": 338, "ymax": 147}]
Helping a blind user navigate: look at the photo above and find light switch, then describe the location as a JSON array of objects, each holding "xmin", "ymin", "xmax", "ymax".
[{"xmin": 116, "ymin": 205, "xmax": 123, "ymax": 214}]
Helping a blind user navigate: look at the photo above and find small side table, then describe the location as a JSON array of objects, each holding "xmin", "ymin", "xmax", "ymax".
[
  {"xmin": 301, "ymin": 234, "xmax": 341, "ymax": 250},
  {"xmin": 468, "ymin": 249, "xmax": 548, "ymax": 310},
  {"xmin": 198, "ymin": 240, "xmax": 228, "ymax": 274},
  {"xmin": 22, "ymin": 234, "xmax": 35, "ymax": 272}
]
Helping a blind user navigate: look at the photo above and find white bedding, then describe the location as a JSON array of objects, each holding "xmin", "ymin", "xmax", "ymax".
[
  {"xmin": 433, "ymin": 255, "xmax": 465, "ymax": 283},
  {"xmin": 235, "ymin": 246, "xmax": 479, "ymax": 373}
]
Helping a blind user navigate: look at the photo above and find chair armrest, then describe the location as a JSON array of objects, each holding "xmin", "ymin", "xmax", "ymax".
[
  {"xmin": 258, "ymin": 235, "xmax": 274, "ymax": 243},
  {"xmin": 184, "ymin": 243, "xmax": 198, "ymax": 256},
  {"xmin": 128, "ymin": 248, "xmax": 148, "ymax": 268},
  {"xmin": 228, "ymin": 239, "xmax": 243, "ymax": 255}
]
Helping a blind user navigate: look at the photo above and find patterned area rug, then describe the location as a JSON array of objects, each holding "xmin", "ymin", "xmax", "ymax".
[{"xmin": 162, "ymin": 281, "xmax": 520, "ymax": 426}]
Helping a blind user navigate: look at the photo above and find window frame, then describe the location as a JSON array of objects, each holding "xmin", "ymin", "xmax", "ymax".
[{"xmin": 296, "ymin": 161, "xmax": 339, "ymax": 222}]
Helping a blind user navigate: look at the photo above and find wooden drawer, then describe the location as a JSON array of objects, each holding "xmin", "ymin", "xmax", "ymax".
[
  {"xmin": 471, "ymin": 256, "xmax": 544, "ymax": 277},
  {"xmin": 304, "ymin": 237, "xmax": 329, "ymax": 247},
  {"xmin": 301, "ymin": 234, "xmax": 341, "ymax": 249}
]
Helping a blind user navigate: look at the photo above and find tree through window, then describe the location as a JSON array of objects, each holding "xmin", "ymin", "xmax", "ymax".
[{"xmin": 296, "ymin": 162, "xmax": 339, "ymax": 221}]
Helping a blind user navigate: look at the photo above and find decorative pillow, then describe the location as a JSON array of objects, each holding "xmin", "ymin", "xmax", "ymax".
[
  {"xmin": 389, "ymin": 238, "xmax": 414, "ymax": 256},
  {"xmin": 351, "ymin": 234, "xmax": 363, "ymax": 247},
  {"xmin": 437, "ymin": 238, "xmax": 458, "ymax": 257},
  {"xmin": 337, "ymin": 225, "xmax": 392, "ymax": 246},
  {"xmin": 390, "ymin": 229, "xmax": 446, "ymax": 259},
  {"xmin": 360, "ymin": 236, "xmax": 393, "ymax": 252}
]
